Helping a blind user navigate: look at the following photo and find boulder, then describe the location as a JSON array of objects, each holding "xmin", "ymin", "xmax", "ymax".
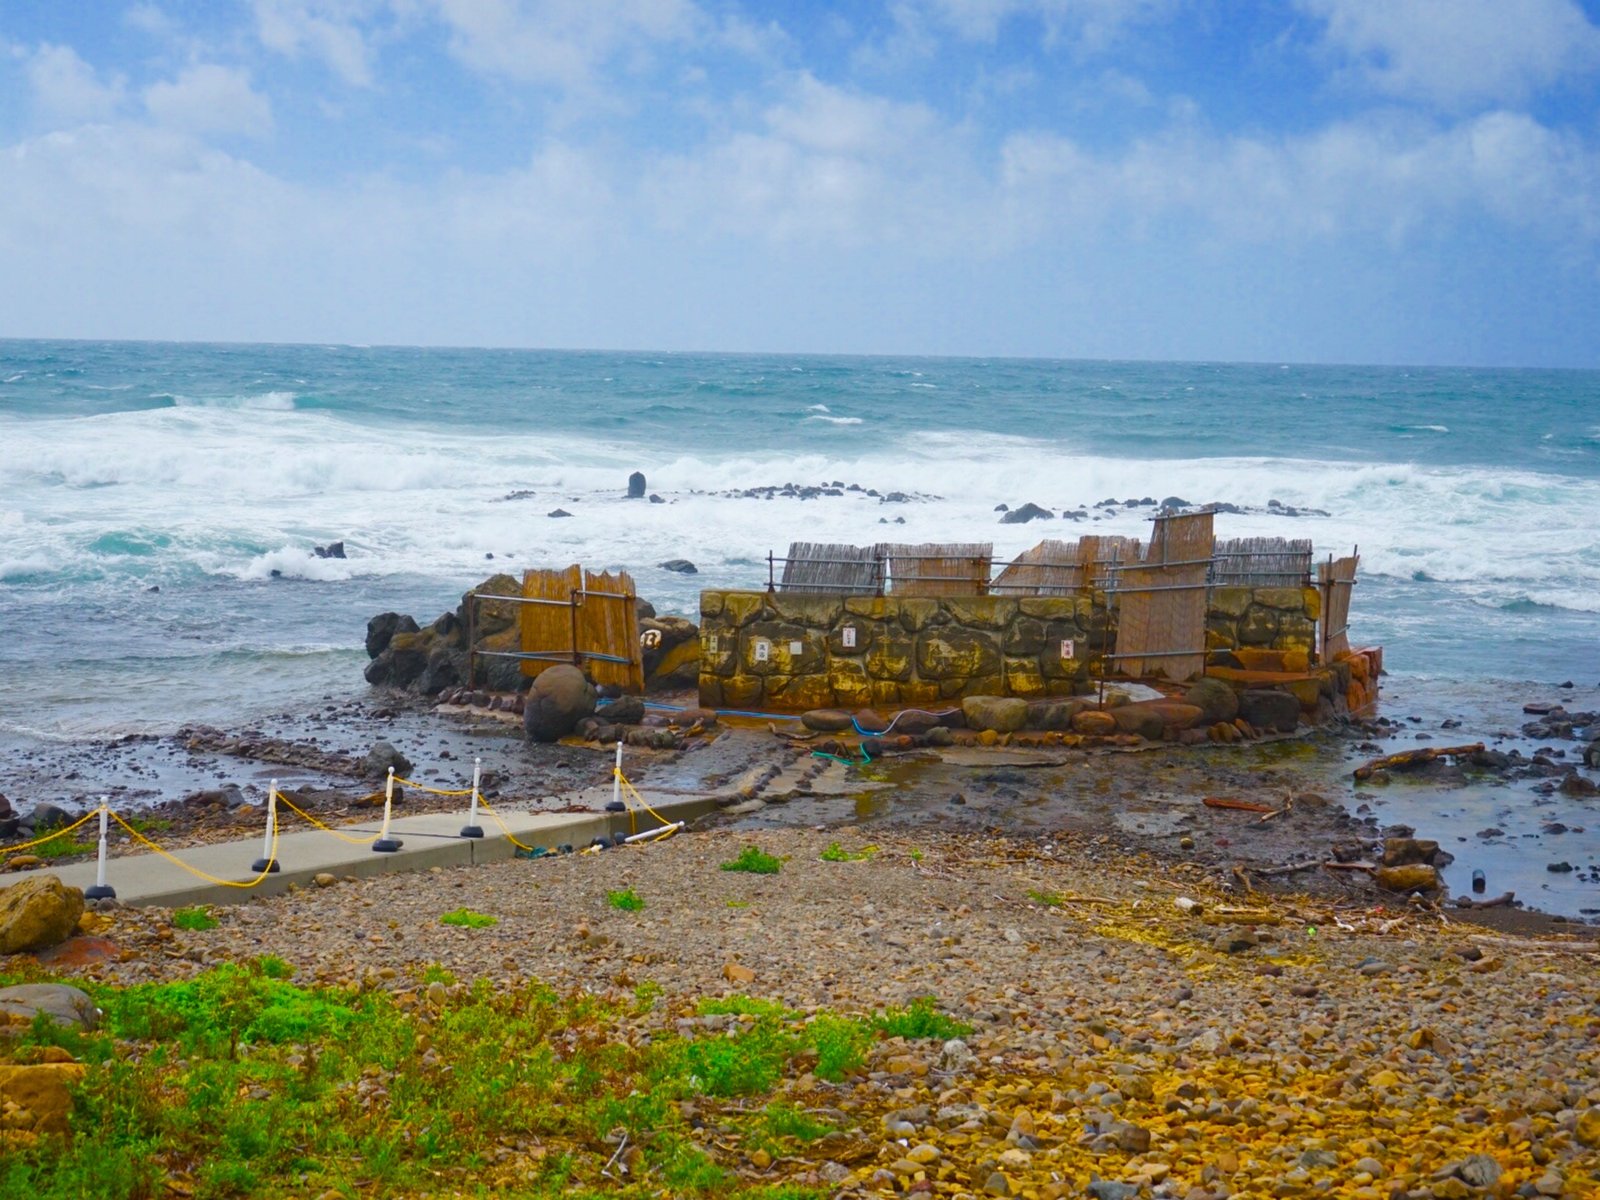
[
  {"xmin": 313, "ymin": 540, "xmax": 346, "ymax": 559},
  {"xmin": 1238, "ymin": 689, "xmax": 1300, "ymax": 733},
  {"xmin": 1184, "ymin": 677, "xmax": 1240, "ymax": 725},
  {"xmin": 1374, "ymin": 864, "xmax": 1440, "ymax": 893},
  {"xmin": 658, "ymin": 559, "xmax": 698, "ymax": 574},
  {"xmin": 641, "ymin": 615, "xmax": 700, "ymax": 690},
  {"xmin": 889, "ymin": 710, "xmax": 943, "ymax": 735},
  {"xmin": 1381, "ymin": 838, "xmax": 1441, "ymax": 868},
  {"xmin": 962, "ymin": 696, "xmax": 1028, "ymax": 734},
  {"xmin": 1584, "ymin": 740, "xmax": 1600, "ymax": 769},
  {"xmin": 362, "ymin": 741, "xmax": 413, "ymax": 780},
  {"xmin": 1026, "ymin": 699, "xmax": 1087, "ymax": 731},
  {"xmin": 1110, "ymin": 704, "xmax": 1168, "ymax": 740},
  {"xmin": 802, "ymin": 709, "xmax": 855, "ymax": 733},
  {"xmin": 0, "ymin": 876, "xmax": 85, "ymax": 955},
  {"xmin": 523, "ymin": 665, "xmax": 597, "ymax": 743},
  {"xmin": 0, "ymin": 1062, "xmax": 86, "ymax": 1137},
  {"xmin": 1072, "ymin": 710, "xmax": 1118, "ymax": 736},
  {"xmin": 0, "ymin": 983, "xmax": 98, "ymax": 1030},
  {"xmin": 548, "ymin": 508, "xmax": 572, "ymax": 518},
  {"xmin": 854, "ymin": 709, "xmax": 890, "ymax": 734},
  {"xmin": 628, "ymin": 471, "xmax": 646, "ymax": 499},
  {"xmin": 365, "ymin": 612, "xmax": 419, "ymax": 658},
  {"xmin": 999, "ymin": 502, "xmax": 1053, "ymax": 525},
  {"xmin": 601, "ymin": 695, "xmax": 646, "ymax": 725}
]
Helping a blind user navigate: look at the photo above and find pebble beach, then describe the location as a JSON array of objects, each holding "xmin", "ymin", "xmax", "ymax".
[{"xmin": 46, "ymin": 821, "xmax": 1600, "ymax": 1199}]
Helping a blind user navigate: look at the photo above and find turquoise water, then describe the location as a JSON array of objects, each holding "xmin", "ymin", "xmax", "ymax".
[{"xmin": 2, "ymin": 338, "xmax": 1597, "ymax": 741}]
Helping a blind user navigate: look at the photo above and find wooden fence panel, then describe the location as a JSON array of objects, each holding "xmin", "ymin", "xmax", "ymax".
[
  {"xmin": 779, "ymin": 542, "xmax": 884, "ymax": 594},
  {"xmin": 1079, "ymin": 535, "xmax": 1142, "ymax": 590},
  {"xmin": 1318, "ymin": 553, "xmax": 1359, "ymax": 662},
  {"xmin": 1212, "ymin": 537, "xmax": 1312, "ymax": 588},
  {"xmin": 1109, "ymin": 513, "xmax": 1213, "ymax": 681},
  {"xmin": 884, "ymin": 542, "xmax": 993, "ymax": 596},
  {"xmin": 519, "ymin": 565, "xmax": 643, "ymax": 691},
  {"xmin": 991, "ymin": 539, "xmax": 1082, "ymax": 595}
]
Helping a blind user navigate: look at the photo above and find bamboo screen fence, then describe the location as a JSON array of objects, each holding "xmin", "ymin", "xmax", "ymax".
[
  {"xmin": 1318, "ymin": 553, "xmax": 1360, "ymax": 662},
  {"xmin": 1107, "ymin": 512, "xmax": 1215, "ymax": 681},
  {"xmin": 519, "ymin": 565, "xmax": 644, "ymax": 692},
  {"xmin": 1211, "ymin": 537, "xmax": 1313, "ymax": 587},
  {"xmin": 883, "ymin": 542, "xmax": 994, "ymax": 596}
]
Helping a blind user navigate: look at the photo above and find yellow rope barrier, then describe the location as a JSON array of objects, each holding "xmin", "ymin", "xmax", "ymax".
[
  {"xmin": 272, "ymin": 790, "xmax": 385, "ymax": 845},
  {"xmin": 390, "ymin": 776, "xmax": 475, "ymax": 797},
  {"xmin": 473, "ymin": 797, "xmax": 537, "ymax": 851},
  {"xmin": 0, "ymin": 807, "xmax": 102, "ymax": 857},
  {"xmin": 109, "ymin": 809, "xmax": 280, "ymax": 889},
  {"xmin": 614, "ymin": 768, "xmax": 678, "ymax": 835}
]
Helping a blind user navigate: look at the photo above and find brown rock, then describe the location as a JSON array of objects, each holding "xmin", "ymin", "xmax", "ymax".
[
  {"xmin": 1382, "ymin": 837, "xmax": 1440, "ymax": 867},
  {"xmin": 1072, "ymin": 710, "xmax": 1118, "ymax": 736},
  {"xmin": 1374, "ymin": 863, "xmax": 1440, "ymax": 893},
  {"xmin": 0, "ymin": 876, "xmax": 85, "ymax": 955},
  {"xmin": 0, "ymin": 1063, "xmax": 86, "ymax": 1136},
  {"xmin": 961, "ymin": 696, "xmax": 1028, "ymax": 733},
  {"xmin": 723, "ymin": 961, "xmax": 756, "ymax": 984},
  {"xmin": 801, "ymin": 709, "xmax": 855, "ymax": 732}
]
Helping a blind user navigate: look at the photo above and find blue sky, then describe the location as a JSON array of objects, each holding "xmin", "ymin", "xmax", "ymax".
[{"xmin": 2, "ymin": 1, "xmax": 1598, "ymax": 366}]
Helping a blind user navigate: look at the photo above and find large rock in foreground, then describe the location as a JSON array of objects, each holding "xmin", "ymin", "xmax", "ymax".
[
  {"xmin": 0, "ymin": 876, "xmax": 85, "ymax": 956},
  {"xmin": 523, "ymin": 665, "xmax": 598, "ymax": 743}
]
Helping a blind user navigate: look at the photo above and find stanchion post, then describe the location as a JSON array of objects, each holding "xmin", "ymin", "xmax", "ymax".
[
  {"xmin": 251, "ymin": 781, "xmax": 281, "ymax": 873},
  {"xmin": 85, "ymin": 800, "xmax": 116, "ymax": 900},
  {"xmin": 460, "ymin": 756, "xmax": 484, "ymax": 839},
  {"xmin": 606, "ymin": 740, "xmax": 626, "ymax": 814},
  {"xmin": 373, "ymin": 767, "xmax": 403, "ymax": 853}
]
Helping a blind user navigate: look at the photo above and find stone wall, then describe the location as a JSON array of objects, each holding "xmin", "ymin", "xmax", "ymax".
[
  {"xmin": 701, "ymin": 584, "xmax": 1329, "ymax": 712},
  {"xmin": 698, "ymin": 591, "xmax": 1098, "ymax": 712},
  {"xmin": 1205, "ymin": 586, "xmax": 1320, "ymax": 657}
]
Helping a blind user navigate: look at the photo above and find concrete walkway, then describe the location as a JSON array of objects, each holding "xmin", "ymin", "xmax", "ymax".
[{"xmin": 9, "ymin": 787, "xmax": 720, "ymax": 909}]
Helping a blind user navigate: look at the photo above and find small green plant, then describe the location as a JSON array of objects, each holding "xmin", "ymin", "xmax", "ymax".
[
  {"xmin": 172, "ymin": 906, "xmax": 219, "ymax": 932},
  {"xmin": 607, "ymin": 887, "xmax": 645, "ymax": 911},
  {"xmin": 439, "ymin": 907, "xmax": 497, "ymax": 928},
  {"xmin": 808, "ymin": 1014, "xmax": 873, "ymax": 1081},
  {"xmin": 761, "ymin": 1102, "xmax": 835, "ymax": 1144},
  {"xmin": 631, "ymin": 980, "xmax": 664, "ymax": 1014},
  {"xmin": 872, "ymin": 996, "xmax": 973, "ymax": 1041},
  {"xmin": 697, "ymin": 995, "xmax": 797, "ymax": 1020},
  {"xmin": 1027, "ymin": 888, "xmax": 1065, "ymax": 907},
  {"xmin": 720, "ymin": 846, "xmax": 782, "ymax": 875},
  {"xmin": 819, "ymin": 841, "xmax": 878, "ymax": 862}
]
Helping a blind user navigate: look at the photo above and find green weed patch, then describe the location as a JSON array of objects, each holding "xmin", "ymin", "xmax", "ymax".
[
  {"xmin": 720, "ymin": 846, "xmax": 782, "ymax": 874},
  {"xmin": 439, "ymin": 907, "xmax": 497, "ymax": 928}
]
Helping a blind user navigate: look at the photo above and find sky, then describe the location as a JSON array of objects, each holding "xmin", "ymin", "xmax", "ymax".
[{"xmin": 1, "ymin": 1, "xmax": 1598, "ymax": 367}]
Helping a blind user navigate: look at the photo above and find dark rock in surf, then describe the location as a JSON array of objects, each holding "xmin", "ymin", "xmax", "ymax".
[
  {"xmin": 659, "ymin": 559, "xmax": 698, "ymax": 574},
  {"xmin": 1000, "ymin": 502, "xmax": 1054, "ymax": 525},
  {"xmin": 548, "ymin": 508, "xmax": 572, "ymax": 518},
  {"xmin": 314, "ymin": 541, "xmax": 346, "ymax": 559},
  {"xmin": 366, "ymin": 612, "xmax": 420, "ymax": 659},
  {"xmin": 628, "ymin": 471, "xmax": 646, "ymax": 499}
]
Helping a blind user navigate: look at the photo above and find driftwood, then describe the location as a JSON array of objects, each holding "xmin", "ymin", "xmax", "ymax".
[
  {"xmin": 1353, "ymin": 743, "xmax": 1485, "ymax": 780},
  {"xmin": 1203, "ymin": 796, "xmax": 1277, "ymax": 813},
  {"xmin": 1254, "ymin": 860, "xmax": 1321, "ymax": 877},
  {"xmin": 1454, "ymin": 891, "xmax": 1516, "ymax": 910}
]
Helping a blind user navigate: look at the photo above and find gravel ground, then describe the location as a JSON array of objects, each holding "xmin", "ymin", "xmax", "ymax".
[{"xmin": 65, "ymin": 823, "xmax": 1600, "ymax": 1200}]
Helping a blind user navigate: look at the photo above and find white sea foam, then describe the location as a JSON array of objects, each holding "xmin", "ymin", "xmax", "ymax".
[
  {"xmin": 3, "ymin": 404, "xmax": 1597, "ymax": 625},
  {"xmin": 169, "ymin": 391, "xmax": 298, "ymax": 410},
  {"xmin": 806, "ymin": 404, "xmax": 831, "ymax": 412}
]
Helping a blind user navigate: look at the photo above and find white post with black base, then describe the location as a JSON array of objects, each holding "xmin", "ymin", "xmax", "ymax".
[
  {"xmin": 373, "ymin": 767, "xmax": 403, "ymax": 853},
  {"xmin": 85, "ymin": 800, "xmax": 116, "ymax": 901},
  {"xmin": 460, "ymin": 757, "xmax": 484, "ymax": 839},
  {"xmin": 251, "ymin": 781, "xmax": 281, "ymax": 874}
]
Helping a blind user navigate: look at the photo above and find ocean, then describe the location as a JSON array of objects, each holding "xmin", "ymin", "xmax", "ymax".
[{"xmin": 2, "ymin": 340, "xmax": 1598, "ymax": 910}]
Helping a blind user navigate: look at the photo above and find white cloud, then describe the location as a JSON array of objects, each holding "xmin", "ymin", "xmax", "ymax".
[
  {"xmin": 645, "ymin": 74, "xmax": 982, "ymax": 248},
  {"xmin": 908, "ymin": 0, "xmax": 1174, "ymax": 49},
  {"xmin": 144, "ymin": 65, "xmax": 274, "ymax": 138},
  {"xmin": 253, "ymin": 0, "xmax": 380, "ymax": 87},
  {"xmin": 426, "ymin": 0, "xmax": 702, "ymax": 90},
  {"xmin": 24, "ymin": 43, "xmax": 126, "ymax": 123},
  {"xmin": 1302, "ymin": 0, "xmax": 1600, "ymax": 109}
]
